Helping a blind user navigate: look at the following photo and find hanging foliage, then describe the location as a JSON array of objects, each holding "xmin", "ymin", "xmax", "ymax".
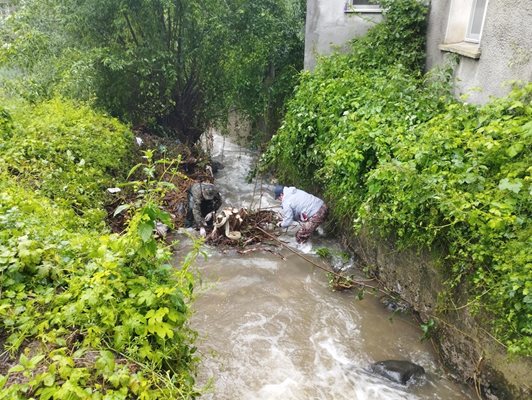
[
  {"xmin": 0, "ymin": 0, "xmax": 305, "ymax": 144},
  {"xmin": 260, "ymin": 0, "xmax": 532, "ymax": 356}
]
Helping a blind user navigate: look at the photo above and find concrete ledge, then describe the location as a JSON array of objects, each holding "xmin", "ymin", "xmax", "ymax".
[{"xmin": 439, "ymin": 42, "xmax": 481, "ymax": 59}]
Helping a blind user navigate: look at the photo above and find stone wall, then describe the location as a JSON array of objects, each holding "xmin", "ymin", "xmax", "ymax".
[{"xmin": 343, "ymin": 230, "xmax": 532, "ymax": 399}]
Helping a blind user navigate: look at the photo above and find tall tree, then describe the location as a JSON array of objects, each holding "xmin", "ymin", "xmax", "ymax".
[{"xmin": 0, "ymin": 0, "xmax": 305, "ymax": 144}]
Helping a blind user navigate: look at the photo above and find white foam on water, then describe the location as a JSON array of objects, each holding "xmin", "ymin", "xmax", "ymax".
[
  {"xmin": 198, "ymin": 309, "xmax": 305, "ymax": 399},
  {"xmin": 207, "ymin": 133, "xmax": 278, "ymax": 211},
  {"xmin": 307, "ymin": 329, "xmax": 418, "ymax": 400},
  {"xmin": 253, "ymin": 377, "xmax": 303, "ymax": 400},
  {"xmin": 243, "ymin": 257, "xmax": 280, "ymax": 271},
  {"xmin": 296, "ymin": 241, "xmax": 313, "ymax": 254}
]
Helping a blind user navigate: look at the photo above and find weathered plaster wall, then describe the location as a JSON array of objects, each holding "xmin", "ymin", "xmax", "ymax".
[
  {"xmin": 304, "ymin": 0, "xmax": 382, "ymax": 70},
  {"xmin": 307, "ymin": 1, "xmax": 531, "ymax": 103},
  {"xmin": 426, "ymin": 0, "xmax": 532, "ymax": 104},
  {"xmin": 425, "ymin": 0, "xmax": 451, "ymax": 69}
]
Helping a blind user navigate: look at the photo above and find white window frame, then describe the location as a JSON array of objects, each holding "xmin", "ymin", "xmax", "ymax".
[
  {"xmin": 349, "ymin": 1, "xmax": 382, "ymax": 13},
  {"xmin": 440, "ymin": 0, "xmax": 489, "ymax": 59},
  {"xmin": 465, "ymin": 0, "xmax": 488, "ymax": 43}
]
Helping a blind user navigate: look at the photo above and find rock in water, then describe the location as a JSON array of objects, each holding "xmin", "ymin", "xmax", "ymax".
[{"xmin": 370, "ymin": 360, "xmax": 425, "ymax": 385}]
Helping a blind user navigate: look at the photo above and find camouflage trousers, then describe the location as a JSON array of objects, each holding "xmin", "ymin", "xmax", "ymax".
[{"xmin": 296, "ymin": 204, "xmax": 328, "ymax": 244}]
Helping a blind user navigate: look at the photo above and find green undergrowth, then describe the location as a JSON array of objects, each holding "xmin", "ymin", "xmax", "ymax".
[
  {"xmin": 0, "ymin": 96, "xmax": 202, "ymax": 398},
  {"xmin": 260, "ymin": 0, "xmax": 531, "ymax": 356},
  {"xmin": 0, "ymin": 97, "xmax": 133, "ymax": 228}
]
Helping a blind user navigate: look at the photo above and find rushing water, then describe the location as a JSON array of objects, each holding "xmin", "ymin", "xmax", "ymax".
[{"xmin": 184, "ymin": 134, "xmax": 475, "ymax": 400}]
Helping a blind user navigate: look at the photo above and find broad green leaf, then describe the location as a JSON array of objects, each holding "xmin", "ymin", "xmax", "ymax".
[
  {"xmin": 137, "ymin": 290, "xmax": 156, "ymax": 306},
  {"xmin": 153, "ymin": 322, "xmax": 174, "ymax": 339},
  {"xmin": 506, "ymin": 143, "xmax": 523, "ymax": 158},
  {"xmin": 8, "ymin": 364, "xmax": 25, "ymax": 373},
  {"xmin": 0, "ymin": 374, "xmax": 7, "ymax": 389},
  {"xmin": 138, "ymin": 221, "xmax": 154, "ymax": 242}
]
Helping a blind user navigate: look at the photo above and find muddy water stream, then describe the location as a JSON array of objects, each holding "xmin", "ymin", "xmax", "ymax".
[{"xmin": 184, "ymin": 135, "xmax": 475, "ymax": 399}]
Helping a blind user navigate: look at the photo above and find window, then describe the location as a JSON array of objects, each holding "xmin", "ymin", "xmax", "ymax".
[
  {"xmin": 348, "ymin": 1, "xmax": 381, "ymax": 13},
  {"xmin": 440, "ymin": 0, "xmax": 489, "ymax": 59},
  {"xmin": 465, "ymin": 0, "xmax": 488, "ymax": 43}
]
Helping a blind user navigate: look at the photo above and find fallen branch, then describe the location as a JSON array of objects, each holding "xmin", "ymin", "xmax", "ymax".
[{"xmin": 255, "ymin": 226, "xmax": 389, "ymax": 296}]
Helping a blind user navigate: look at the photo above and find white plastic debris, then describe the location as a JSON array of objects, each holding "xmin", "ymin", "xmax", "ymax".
[
  {"xmin": 135, "ymin": 137, "xmax": 143, "ymax": 146},
  {"xmin": 107, "ymin": 187, "xmax": 121, "ymax": 194},
  {"xmin": 204, "ymin": 211, "xmax": 216, "ymax": 222}
]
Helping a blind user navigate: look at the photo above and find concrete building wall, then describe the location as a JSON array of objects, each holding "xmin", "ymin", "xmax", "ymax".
[
  {"xmin": 304, "ymin": 0, "xmax": 382, "ymax": 70},
  {"xmin": 425, "ymin": 0, "xmax": 450, "ymax": 70},
  {"xmin": 305, "ymin": 0, "xmax": 532, "ymax": 104},
  {"xmin": 427, "ymin": 0, "xmax": 532, "ymax": 104}
]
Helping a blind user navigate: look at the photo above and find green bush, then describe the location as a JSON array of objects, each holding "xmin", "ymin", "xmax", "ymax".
[
  {"xmin": 0, "ymin": 97, "xmax": 201, "ymax": 397},
  {"xmin": 0, "ymin": 180, "xmax": 200, "ymax": 398},
  {"xmin": 261, "ymin": 0, "xmax": 531, "ymax": 355},
  {"xmin": 1, "ymin": 97, "xmax": 133, "ymax": 226},
  {"xmin": 361, "ymin": 86, "xmax": 532, "ymax": 354}
]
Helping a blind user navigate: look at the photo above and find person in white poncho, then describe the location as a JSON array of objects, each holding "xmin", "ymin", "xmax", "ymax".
[{"xmin": 274, "ymin": 185, "xmax": 328, "ymax": 243}]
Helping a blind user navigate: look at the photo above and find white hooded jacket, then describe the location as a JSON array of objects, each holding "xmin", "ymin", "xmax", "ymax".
[{"xmin": 280, "ymin": 186, "xmax": 324, "ymax": 228}]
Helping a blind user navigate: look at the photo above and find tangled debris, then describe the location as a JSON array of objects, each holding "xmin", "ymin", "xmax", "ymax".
[
  {"xmin": 105, "ymin": 130, "xmax": 216, "ymax": 233},
  {"xmin": 105, "ymin": 130, "xmax": 286, "ymax": 254},
  {"xmin": 206, "ymin": 208, "xmax": 281, "ymax": 252}
]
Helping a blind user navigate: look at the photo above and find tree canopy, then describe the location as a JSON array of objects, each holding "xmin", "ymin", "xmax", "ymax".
[{"xmin": 0, "ymin": 0, "xmax": 305, "ymax": 144}]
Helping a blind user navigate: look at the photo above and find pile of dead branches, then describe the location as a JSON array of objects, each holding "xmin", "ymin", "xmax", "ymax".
[
  {"xmin": 206, "ymin": 208, "xmax": 281, "ymax": 252},
  {"xmin": 105, "ymin": 130, "xmax": 285, "ymax": 256}
]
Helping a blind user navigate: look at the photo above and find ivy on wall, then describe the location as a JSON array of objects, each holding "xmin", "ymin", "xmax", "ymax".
[{"xmin": 260, "ymin": 0, "xmax": 531, "ymax": 355}]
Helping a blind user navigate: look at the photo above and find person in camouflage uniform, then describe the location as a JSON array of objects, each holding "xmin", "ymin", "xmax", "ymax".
[{"xmin": 185, "ymin": 182, "xmax": 222, "ymax": 229}]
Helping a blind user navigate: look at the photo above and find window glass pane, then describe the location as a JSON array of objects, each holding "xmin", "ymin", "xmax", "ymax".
[
  {"xmin": 351, "ymin": 1, "xmax": 381, "ymax": 10},
  {"xmin": 466, "ymin": 0, "xmax": 487, "ymax": 42},
  {"xmin": 470, "ymin": 0, "xmax": 487, "ymax": 35}
]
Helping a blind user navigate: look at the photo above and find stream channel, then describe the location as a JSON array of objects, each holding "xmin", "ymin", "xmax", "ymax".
[{"xmin": 178, "ymin": 134, "xmax": 477, "ymax": 399}]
